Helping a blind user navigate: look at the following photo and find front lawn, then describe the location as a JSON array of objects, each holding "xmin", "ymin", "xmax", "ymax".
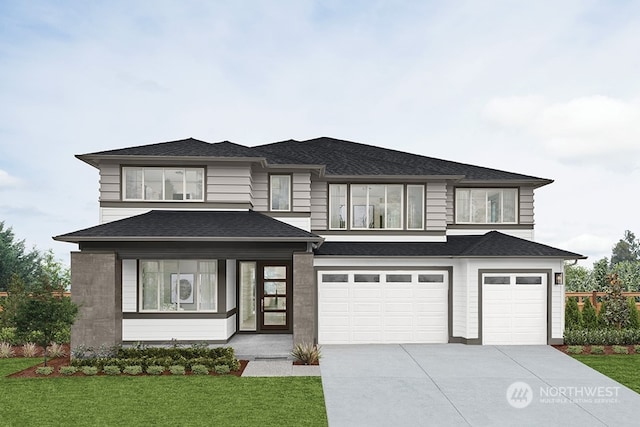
[
  {"xmin": 1, "ymin": 360, "xmax": 327, "ymax": 427},
  {"xmin": 573, "ymin": 354, "xmax": 640, "ymax": 394}
]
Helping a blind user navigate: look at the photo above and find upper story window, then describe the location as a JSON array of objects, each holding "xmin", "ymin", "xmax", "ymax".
[
  {"xmin": 455, "ymin": 188, "xmax": 517, "ymax": 224},
  {"xmin": 270, "ymin": 175, "xmax": 291, "ymax": 211},
  {"xmin": 329, "ymin": 184, "xmax": 425, "ymax": 230},
  {"xmin": 123, "ymin": 167, "xmax": 204, "ymax": 201}
]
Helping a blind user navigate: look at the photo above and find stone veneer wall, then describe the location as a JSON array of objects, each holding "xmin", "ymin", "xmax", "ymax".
[
  {"xmin": 70, "ymin": 252, "xmax": 122, "ymax": 350},
  {"xmin": 292, "ymin": 251, "xmax": 315, "ymax": 345}
]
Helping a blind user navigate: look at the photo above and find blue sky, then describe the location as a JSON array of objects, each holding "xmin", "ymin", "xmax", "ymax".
[{"xmin": 0, "ymin": 0, "xmax": 639, "ymax": 266}]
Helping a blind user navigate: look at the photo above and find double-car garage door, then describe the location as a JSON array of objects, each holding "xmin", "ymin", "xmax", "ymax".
[{"xmin": 318, "ymin": 270, "xmax": 449, "ymax": 344}]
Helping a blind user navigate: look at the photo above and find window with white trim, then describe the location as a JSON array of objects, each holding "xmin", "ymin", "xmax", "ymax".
[
  {"xmin": 140, "ymin": 260, "xmax": 217, "ymax": 312},
  {"xmin": 455, "ymin": 188, "xmax": 517, "ymax": 224},
  {"xmin": 123, "ymin": 167, "xmax": 204, "ymax": 201},
  {"xmin": 270, "ymin": 175, "xmax": 291, "ymax": 211}
]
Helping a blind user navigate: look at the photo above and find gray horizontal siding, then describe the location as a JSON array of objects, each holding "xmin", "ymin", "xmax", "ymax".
[
  {"xmin": 310, "ymin": 181, "xmax": 327, "ymax": 230},
  {"xmin": 426, "ymin": 181, "xmax": 447, "ymax": 231},
  {"xmin": 519, "ymin": 186, "xmax": 534, "ymax": 224},
  {"xmin": 252, "ymin": 171, "xmax": 269, "ymax": 211},
  {"xmin": 207, "ymin": 164, "xmax": 252, "ymax": 204},
  {"xmin": 292, "ymin": 173, "xmax": 311, "ymax": 212},
  {"xmin": 446, "ymin": 183, "xmax": 454, "ymax": 224},
  {"xmin": 99, "ymin": 164, "xmax": 120, "ymax": 202}
]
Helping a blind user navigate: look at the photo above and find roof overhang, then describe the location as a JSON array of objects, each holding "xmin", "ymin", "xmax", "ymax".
[
  {"xmin": 54, "ymin": 235, "xmax": 323, "ymax": 244},
  {"xmin": 76, "ymin": 154, "xmax": 269, "ymax": 168},
  {"xmin": 456, "ymin": 178, "xmax": 554, "ymax": 189}
]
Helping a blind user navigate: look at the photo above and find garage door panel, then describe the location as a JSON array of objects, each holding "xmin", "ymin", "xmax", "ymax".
[
  {"xmin": 318, "ymin": 270, "xmax": 449, "ymax": 344},
  {"xmin": 352, "ymin": 287, "xmax": 382, "ymax": 298},
  {"xmin": 385, "ymin": 303, "xmax": 413, "ymax": 312},
  {"xmin": 483, "ymin": 273, "xmax": 546, "ymax": 345}
]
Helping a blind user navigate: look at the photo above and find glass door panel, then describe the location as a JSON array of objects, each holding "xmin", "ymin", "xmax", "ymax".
[
  {"xmin": 260, "ymin": 263, "xmax": 289, "ymax": 330},
  {"xmin": 239, "ymin": 262, "xmax": 257, "ymax": 331}
]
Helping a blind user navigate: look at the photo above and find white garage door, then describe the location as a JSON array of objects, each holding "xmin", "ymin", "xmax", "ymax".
[
  {"xmin": 318, "ymin": 270, "xmax": 448, "ymax": 344},
  {"xmin": 482, "ymin": 273, "xmax": 547, "ymax": 345}
]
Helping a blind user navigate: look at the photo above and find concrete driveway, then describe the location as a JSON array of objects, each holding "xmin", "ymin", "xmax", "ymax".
[{"xmin": 320, "ymin": 344, "xmax": 640, "ymax": 426}]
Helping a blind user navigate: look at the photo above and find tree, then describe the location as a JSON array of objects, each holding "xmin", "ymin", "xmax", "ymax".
[
  {"xmin": 599, "ymin": 273, "xmax": 630, "ymax": 330},
  {"xmin": 40, "ymin": 250, "xmax": 70, "ymax": 290},
  {"xmin": 564, "ymin": 263, "xmax": 590, "ymax": 292},
  {"xmin": 611, "ymin": 230, "xmax": 640, "ymax": 266},
  {"xmin": 13, "ymin": 278, "xmax": 78, "ymax": 365},
  {"xmin": 627, "ymin": 297, "xmax": 640, "ymax": 329},
  {"xmin": 565, "ymin": 297, "xmax": 582, "ymax": 329},
  {"xmin": 581, "ymin": 298, "xmax": 599, "ymax": 329},
  {"xmin": 0, "ymin": 221, "xmax": 42, "ymax": 291},
  {"xmin": 611, "ymin": 260, "xmax": 640, "ymax": 292},
  {"xmin": 590, "ymin": 258, "xmax": 610, "ymax": 291}
]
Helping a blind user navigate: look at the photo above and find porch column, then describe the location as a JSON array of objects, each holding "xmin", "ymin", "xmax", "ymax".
[
  {"xmin": 70, "ymin": 252, "xmax": 122, "ymax": 351},
  {"xmin": 292, "ymin": 251, "xmax": 315, "ymax": 345}
]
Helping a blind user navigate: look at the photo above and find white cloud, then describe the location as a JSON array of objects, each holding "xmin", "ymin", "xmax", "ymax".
[
  {"xmin": 0, "ymin": 169, "xmax": 20, "ymax": 189},
  {"xmin": 483, "ymin": 95, "xmax": 640, "ymax": 168}
]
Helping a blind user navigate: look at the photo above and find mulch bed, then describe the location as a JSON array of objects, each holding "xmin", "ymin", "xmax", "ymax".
[
  {"xmin": 553, "ymin": 344, "xmax": 639, "ymax": 355},
  {"xmin": 5, "ymin": 343, "xmax": 248, "ymax": 378}
]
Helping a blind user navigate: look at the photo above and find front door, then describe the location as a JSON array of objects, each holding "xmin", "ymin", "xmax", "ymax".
[{"xmin": 238, "ymin": 261, "xmax": 291, "ymax": 332}]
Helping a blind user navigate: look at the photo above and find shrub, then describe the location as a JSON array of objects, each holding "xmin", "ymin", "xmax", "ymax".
[
  {"xmin": 81, "ymin": 366, "xmax": 98, "ymax": 376},
  {"xmin": 590, "ymin": 345, "xmax": 605, "ymax": 354},
  {"xmin": 59, "ymin": 366, "xmax": 77, "ymax": 375},
  {"xmin": 634, "ymin": 345, "xmax": 640, "ymax": 354},
  {"xmin": 612, "ymin": 345, "xmax": 629, "ymax": 354},
  {"xmin": 169, "ymin": 365, "xmax": 185, "ymax": 375},
  {"xmin": 47, "ymin": 343, "xmax": 66, "ymax": 358},
  {"xmin": 103, "ymin": 365, "xmax": 121, "ymax": 376},
  {"xmin": 565, "ymin": 297, "xmax": 582, "ymax": 330},
  {"xmin": 564, "ymin": 328, "xmax": 640, "ymax": 345},
  {"xmin": 581, "ymin": 298, "xmax": 599, "ymax": 329},
  {"xmin": 0, "ymin": 342, "xmax": 15, "ymax": 358},
  {"xmin": 123, "ymin": 365, "xmax": 143, "ymax": 375},
  {"xmin": 146, "ymin": 365, "xmax": 164, "ymax": 375},
  {"xmin": 0, "ymin": 327, "xmax": 18, "ymax": 345},
  {"xmin": 567, "ymin": 345, "xmax": 584, "ymax": 355},
  {"xmin": 597, "ymin": 301, "xmax": 608, "ymax": 327},
  {"xmin": 291, "ymin": 342, "xmax": 322, "ymax": 365},
  {"xmin": 191, "ymin": 364, "xmax": 209, "ymax": 375},
  {"xmin": 22, "ymin": 342, "xmax": 38, "ymax": 358},
  {"xmin": 36, "ymin": 366, "xmax": 54, "ymax": 376},
  {"xmin": 214, "ymin": 365, "xmax": 230, "ymax": 375},
  {"xmin": 627, "ymin": 298, "xmax": 639, "ymax": 329}
]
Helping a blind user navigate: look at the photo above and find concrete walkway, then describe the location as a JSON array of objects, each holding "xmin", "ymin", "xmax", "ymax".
[
  {"xmin": 241, "ymin": 360, "xmax": 320, "ymax": 377},
  {"xmin": 320, "ymin": 344, "xmax": 640, "ymax": 426}
]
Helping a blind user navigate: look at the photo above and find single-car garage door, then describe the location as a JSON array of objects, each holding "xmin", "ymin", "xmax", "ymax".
[
  {"xmin": 482, "ymin": 273, "xmax": 547, "ymax": 345},
  {"xmin": 318, "ymin": 270, "xmax": 449, "ymax": 344}
]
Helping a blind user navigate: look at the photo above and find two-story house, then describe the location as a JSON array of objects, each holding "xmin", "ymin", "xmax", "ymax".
[{"xmin": 54, "ymin": 137, "xmax": 584, "ymax": 349}]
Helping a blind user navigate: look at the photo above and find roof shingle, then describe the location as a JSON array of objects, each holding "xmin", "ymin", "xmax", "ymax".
[
  {"xmin": 54, "ymin": 210, "xmax": 322, "ymax": 242},
  {"xmin": 314, "ymin": 231, "xmax": 584, "ymax": 259}
]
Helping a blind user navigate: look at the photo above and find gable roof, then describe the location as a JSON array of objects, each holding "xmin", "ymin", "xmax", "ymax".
[
  {"xmin": 314, "ymin": 231, "xmax": 585, "ymax": 259},
  {"xmin": 53, "ymin": 210, "xmax": 323, "ymax": 243},
  {"xmin": 76, "ymin": 136, "xmax": 552, "ymax": 186}
]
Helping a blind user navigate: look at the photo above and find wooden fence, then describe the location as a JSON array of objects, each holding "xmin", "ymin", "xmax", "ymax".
[{"xmin": 565, "ymin": 291, "xmax": 640, "ymax": 313}]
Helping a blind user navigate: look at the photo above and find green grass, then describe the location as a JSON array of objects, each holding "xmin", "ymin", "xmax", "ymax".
[
  {"xmin": 573, "ymin": 354, "xmax": 640, "ymax": 394},
  {"xmin": 1, "ymin": 360, "xmax": 327, "ymax": 427}
]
